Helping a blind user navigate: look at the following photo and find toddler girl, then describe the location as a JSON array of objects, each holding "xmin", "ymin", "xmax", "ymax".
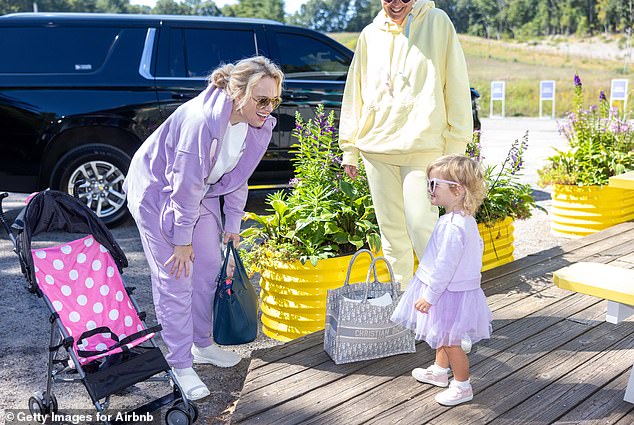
[{"xmin": 391, "ymin": 154, "xmax": 492, "ymax": 406}]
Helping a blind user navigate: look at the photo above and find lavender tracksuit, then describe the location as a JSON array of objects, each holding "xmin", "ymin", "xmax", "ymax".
[{"xmin": 124, "ymin": 85, "xmax": 275, "ymax": 368}]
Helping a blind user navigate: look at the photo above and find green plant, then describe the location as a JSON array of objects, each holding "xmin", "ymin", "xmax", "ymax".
[
  {"xmin": 467, "ymin": 130, "xmax": 544, "ymax": 225},
  {"xmin": 538, "ymin": 74, "xmax": 634, "ymax": 187},
  {"xmin": 241, "ymin": 105, "xmax": 381, "ymax": 271}
]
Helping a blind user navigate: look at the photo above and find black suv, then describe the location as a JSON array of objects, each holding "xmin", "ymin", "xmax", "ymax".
[{"xmin": 0, "ymin": 13, "xmax": 353, "ymax": 225}]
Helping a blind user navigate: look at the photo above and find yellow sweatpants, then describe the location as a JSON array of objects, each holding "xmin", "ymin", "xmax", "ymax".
[{"xmin": 362, "ymin": 155, "xmax": 439, "ymax": 287}]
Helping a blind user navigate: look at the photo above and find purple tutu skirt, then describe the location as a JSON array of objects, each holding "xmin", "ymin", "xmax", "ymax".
[{"xmin": 391, "ymin": 275, "xmax": 492, "ymax": 349}]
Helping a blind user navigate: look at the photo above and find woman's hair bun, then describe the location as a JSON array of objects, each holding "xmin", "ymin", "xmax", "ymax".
[{"xmin": 210, "ymin": 63, "xmax": 235, "ymax": 88}]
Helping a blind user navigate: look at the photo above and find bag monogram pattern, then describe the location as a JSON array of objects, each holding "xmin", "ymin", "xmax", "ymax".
[{"xmin": 324, "ymin": 251, "xmax": 416, "ymax": 364}]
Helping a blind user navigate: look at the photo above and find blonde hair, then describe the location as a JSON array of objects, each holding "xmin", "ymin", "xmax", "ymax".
[
  {"xmin": 427, "ymin": 154, "xmax": 487, "ymax": 215},
  {"xmin": 208, "ymin": 56, "xmax": 284, "ymax": 110}
]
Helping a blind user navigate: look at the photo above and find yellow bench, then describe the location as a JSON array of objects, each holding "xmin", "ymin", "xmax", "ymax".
[
  {"xmin": 609, "ymin": 170, "xmax": 634, "ymax": 190},
  {"xmin": 553, "ymin": 262, "xmax": 634, "ymax": 403}
]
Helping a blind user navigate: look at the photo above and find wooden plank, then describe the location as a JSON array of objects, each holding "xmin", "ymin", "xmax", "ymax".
[
  {"xmin": 553, "ymin": 369, "xmax": 634, "ymax": 424},
  {"xmin": 486, "ymin": 333, "xmax": 634, "ymax": 424},
  {"xmin": 422, "ymin": 320, "xmax": 634, "ymax": 424},
  {"xmin": 237, "ymin": 290, "xmax": 602, "ymax": 425},
  {"xmin": 354, "ymin": 299, "xmax": 609, "ymax": 425}
]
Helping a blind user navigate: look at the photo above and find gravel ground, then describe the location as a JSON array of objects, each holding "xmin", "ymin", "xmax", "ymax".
[{"xmin": 0, "ymin": 118, "xmax": 571, "ymax": 424}]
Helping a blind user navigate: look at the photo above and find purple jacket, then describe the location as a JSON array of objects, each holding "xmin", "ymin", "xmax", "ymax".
[{"xmin": 124, "ymin": 85, "xmax": 275, "ymax": 245}]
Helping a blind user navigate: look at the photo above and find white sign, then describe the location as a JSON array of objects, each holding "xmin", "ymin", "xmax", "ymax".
[
  {"xmin": 539, "ymin": 80, "xmax": 556, "ymax": 118},
  {"xmin": 540, "ymin": 80, "xmax": 555, "ymax": 100},
  {"xmin": 491, "ymin": 81, "xmax": 505, "ymax": 100},
  {"xmin": 490, "ymin": 80, "xmax": 505, "ymax": 118},
  {"xmin": 610, "ymin": 79, "xmax": 629, "ymax": 116},
  {"xmin": 611, "ymin": 79, "xmax": 628, "ymax": 101}
]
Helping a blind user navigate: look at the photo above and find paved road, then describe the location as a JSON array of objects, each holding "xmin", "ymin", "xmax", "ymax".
[{"xmin": 478, "ymin": 117, "xmax": 568, "ymax": 188}]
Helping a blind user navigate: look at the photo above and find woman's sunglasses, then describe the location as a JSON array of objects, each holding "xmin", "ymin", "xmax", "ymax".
[
  {"xmin": 383, "ymin": 0, "xmax": 412, "ymax": 3},
  {"xmin": 427, "ymin": 178, "xmax": 460, "ymax": 194},
  {"xmin": 252, "ymin": 96, "xmax": 282, "ymax": 110}
]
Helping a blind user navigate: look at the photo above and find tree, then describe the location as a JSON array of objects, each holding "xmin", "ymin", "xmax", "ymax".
[
  {"xmin": 226, "ymin": 0, "xmax": 285, "ymax": 22},
  {"xmin": 152, "ymin": 0, "xmax": 192, "ymax": 14},
  {"xmin": 346, "ymin": 0, "xmax": 381, "ymax": 32},
  {"xmin": 287, "ymin": 0, "xmax": 350, "ymax": 32}
]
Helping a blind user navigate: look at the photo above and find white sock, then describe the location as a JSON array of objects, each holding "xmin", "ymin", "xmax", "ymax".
[
  {"xmin": 431, "ymin": 363, "xmax": 450, "ymax": 374},
  {"xmin": 453, "ymin": 378, "xmax": 471, "ymax": 389}
]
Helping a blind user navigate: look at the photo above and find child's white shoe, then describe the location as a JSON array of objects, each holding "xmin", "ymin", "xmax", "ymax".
[
  {"xmin": 435, "ymin": 380, "xmax": 473, "ymax": 406},
  {"xmin": 411, "ymin": 365, "xmax": 449, "ymax": 387}
]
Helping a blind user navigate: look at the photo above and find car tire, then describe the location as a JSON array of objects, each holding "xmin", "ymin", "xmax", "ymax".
[{"xmin": 50, "ymin": 145, "xmax": 131, "ymax": 227}]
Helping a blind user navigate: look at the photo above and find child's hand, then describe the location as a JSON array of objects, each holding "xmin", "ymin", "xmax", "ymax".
[{"xmin": 415, "ymin": 297, "xmax": 432, "ymax": 314}]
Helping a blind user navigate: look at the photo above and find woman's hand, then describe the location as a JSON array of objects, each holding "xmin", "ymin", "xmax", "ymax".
[
  {"xmin": 224, "ymin": 232, "xmax": 240, "ymax": 247},
  {"xmin": 344, "ymin": 164, "xmax": 358, "ymax": 180},
  {"xmin": 414, "ymin": 297, "xmax": 432, "ymax": 314},
  {"xmin": 164, "ymin": 244, "xmax": 195, "ymax": 279},
  {"xmin": 223, "ymin": 232, "xmax": 240, "ymax": 277}
]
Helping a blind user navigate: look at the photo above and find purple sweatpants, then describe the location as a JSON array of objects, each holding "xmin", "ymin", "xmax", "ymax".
[{"xmin": 135, "ymin": 204, "xmax": 222, "ymax": 369}]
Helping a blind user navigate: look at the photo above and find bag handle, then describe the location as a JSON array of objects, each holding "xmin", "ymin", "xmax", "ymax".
[
  {"xmin": 343, "ymin": 249, "xmax": 377, "ymax": 286},
  {"xmin": 218, "ymin": 240, "xmax": 247, "ymax": 285},
  {"xmin": 362, "ymin": 256, "xmax": 398, "ymax": 302}
]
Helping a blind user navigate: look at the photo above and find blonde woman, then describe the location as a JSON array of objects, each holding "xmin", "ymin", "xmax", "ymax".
[
  {"xmin": 124, "ymin": 56, "xmax": 284, "ymax": 400},
  {"xmin": 391, "ymin": 154, "xmax": 492, "ymax": 407}
]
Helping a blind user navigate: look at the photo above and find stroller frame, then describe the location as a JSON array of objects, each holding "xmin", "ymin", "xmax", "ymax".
[{"xmin": 0, "ymin": 191, "xmax": 199, "ymax": 425}]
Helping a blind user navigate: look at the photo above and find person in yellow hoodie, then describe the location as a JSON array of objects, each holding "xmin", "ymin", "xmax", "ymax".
[{"xmin": 339, "ymin": 0, "xmax": 473, "ymax": 286}]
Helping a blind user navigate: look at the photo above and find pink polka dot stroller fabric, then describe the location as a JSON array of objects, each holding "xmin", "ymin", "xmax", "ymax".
[{"xmin": 32, "ymin": 235, "xmax": 154, "ymax": 365}]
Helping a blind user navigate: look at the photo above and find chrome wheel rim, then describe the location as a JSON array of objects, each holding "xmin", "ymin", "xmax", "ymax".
[{"xmin": 67, "ymin": 160, "xmax": 126, "ymax": 219}]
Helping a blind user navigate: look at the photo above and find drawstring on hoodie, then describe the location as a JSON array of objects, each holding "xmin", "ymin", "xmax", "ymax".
[{"xmin": 385, "ymin": 8, "xmax": 415, "ymax": 95}]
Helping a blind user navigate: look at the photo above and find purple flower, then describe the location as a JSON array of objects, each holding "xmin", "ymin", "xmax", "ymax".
[
  {"xmin": 599, "ymin": 90, "xmax": 607, "ymax": 101},
  {"xmin": 574, "ymin": 74, "xmax": 582, "ymax": 88}
]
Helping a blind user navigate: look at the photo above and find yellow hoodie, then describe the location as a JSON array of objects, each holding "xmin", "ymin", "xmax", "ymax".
[{"xmin": 339, "ymin": 0, "xmax": 472, "ymax": 166}]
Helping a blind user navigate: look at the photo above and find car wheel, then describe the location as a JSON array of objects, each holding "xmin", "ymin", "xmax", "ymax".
[{"xmin": 51, "ymin": 145, "xmax": 131, "ymax": 227}]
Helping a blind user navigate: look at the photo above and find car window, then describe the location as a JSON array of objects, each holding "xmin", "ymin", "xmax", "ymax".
[
  {"xmin": 158, "ymin": 28, "xmax": 256, "ymax": 78},
  {"xmin": 275, "ymin": 32, "xmax": 350, "ymax": 81},
  {"xmin": 0, "ymin": 27, "xmax": 119, "ymax": 74}
]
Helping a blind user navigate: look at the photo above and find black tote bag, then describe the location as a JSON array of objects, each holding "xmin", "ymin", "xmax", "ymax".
[{"xmin": 213, "ymin": 241, "xmax": 258, "ymax": 345}]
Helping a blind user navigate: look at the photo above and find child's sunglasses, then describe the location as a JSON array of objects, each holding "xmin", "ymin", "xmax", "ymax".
[
  {"xmin": 383, "ymin": 0, "xmax": 412, "ymax": 3},
  {"xmin": 252, "ymin": 96, "xmax": 282, "ymax": 110},
  {"xmin": 427, "ymin": 178, "xmax": 460, "ymax": 194}
]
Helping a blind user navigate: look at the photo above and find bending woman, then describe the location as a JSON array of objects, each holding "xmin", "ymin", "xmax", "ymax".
[{"xmin": 124, "ymin": 56, "xmax": 283, "ymax": 400}]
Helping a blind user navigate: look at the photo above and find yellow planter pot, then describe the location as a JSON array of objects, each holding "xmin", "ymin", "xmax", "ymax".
[
  {"xmin": 259, "ymin": 252, "xmax": 390, "ymax": 342},
  {"xmin": 551, "ymin": 184, "xmax": 634, "ymax": 238},
  {"xmin": 478, "ymin": 217, "xmax": 515, "ymax": 272}
]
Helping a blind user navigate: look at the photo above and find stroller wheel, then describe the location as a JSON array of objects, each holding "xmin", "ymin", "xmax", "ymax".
[
  {"xmin": 28, "ymin": 395, "xmax": 46, "ymax": 421},
  {"xmin": 47, "ymin": 393, "xmax": 59, "ymax": 414},
  {"xmin": 183, "ymin": 401, "xmax": 198, "ymax": 423},
  {"xmin": 165, "ymin": 404, "xmax": 194, "ymax": 425}
]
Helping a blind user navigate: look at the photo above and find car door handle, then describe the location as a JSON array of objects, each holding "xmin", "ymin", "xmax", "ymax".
[{"xmin": 172, "ymin": 93, "xmax": 195, "ymax": 100}]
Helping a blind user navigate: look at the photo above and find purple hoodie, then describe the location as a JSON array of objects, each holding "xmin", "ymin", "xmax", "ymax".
[{"xmin": 124, "ymin": 85, "xmax": 276, "ymax": 245}]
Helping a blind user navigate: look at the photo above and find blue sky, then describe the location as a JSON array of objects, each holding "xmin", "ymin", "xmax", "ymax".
[{"xmin": 130, "ymin": 0, "xmax": 310, "ymax": 15}]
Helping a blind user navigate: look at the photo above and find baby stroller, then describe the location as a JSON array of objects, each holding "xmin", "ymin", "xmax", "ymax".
[{"xmin": 0, "ymin": 191, "xmax": 198, "ymax": 425}]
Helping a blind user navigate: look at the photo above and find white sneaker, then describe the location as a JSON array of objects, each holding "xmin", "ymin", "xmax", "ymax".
[
  {"xmin": 411, "ymin": 366, "xmax": 449, "ymax": 387},
  {"xmin": 171, "ymin": 367, "xmax": 210, "ymax": 401},
  {"xmin": 192, "ymin": 344, "xmax": 241, "ymax": 368},
  {"xmin": 435, "ymin": 380, "xmax": 473, "ymax": 406}
]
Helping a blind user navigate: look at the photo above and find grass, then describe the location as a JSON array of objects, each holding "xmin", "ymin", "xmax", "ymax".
[{"xmin": 329, "ymin": 32, "xmax": 634, "ymax": 118}]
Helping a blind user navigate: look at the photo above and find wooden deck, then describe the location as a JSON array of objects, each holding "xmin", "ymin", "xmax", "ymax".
[{"xmin": 232, "ymin": 222, "xmax": 634, "ymax": 424}]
